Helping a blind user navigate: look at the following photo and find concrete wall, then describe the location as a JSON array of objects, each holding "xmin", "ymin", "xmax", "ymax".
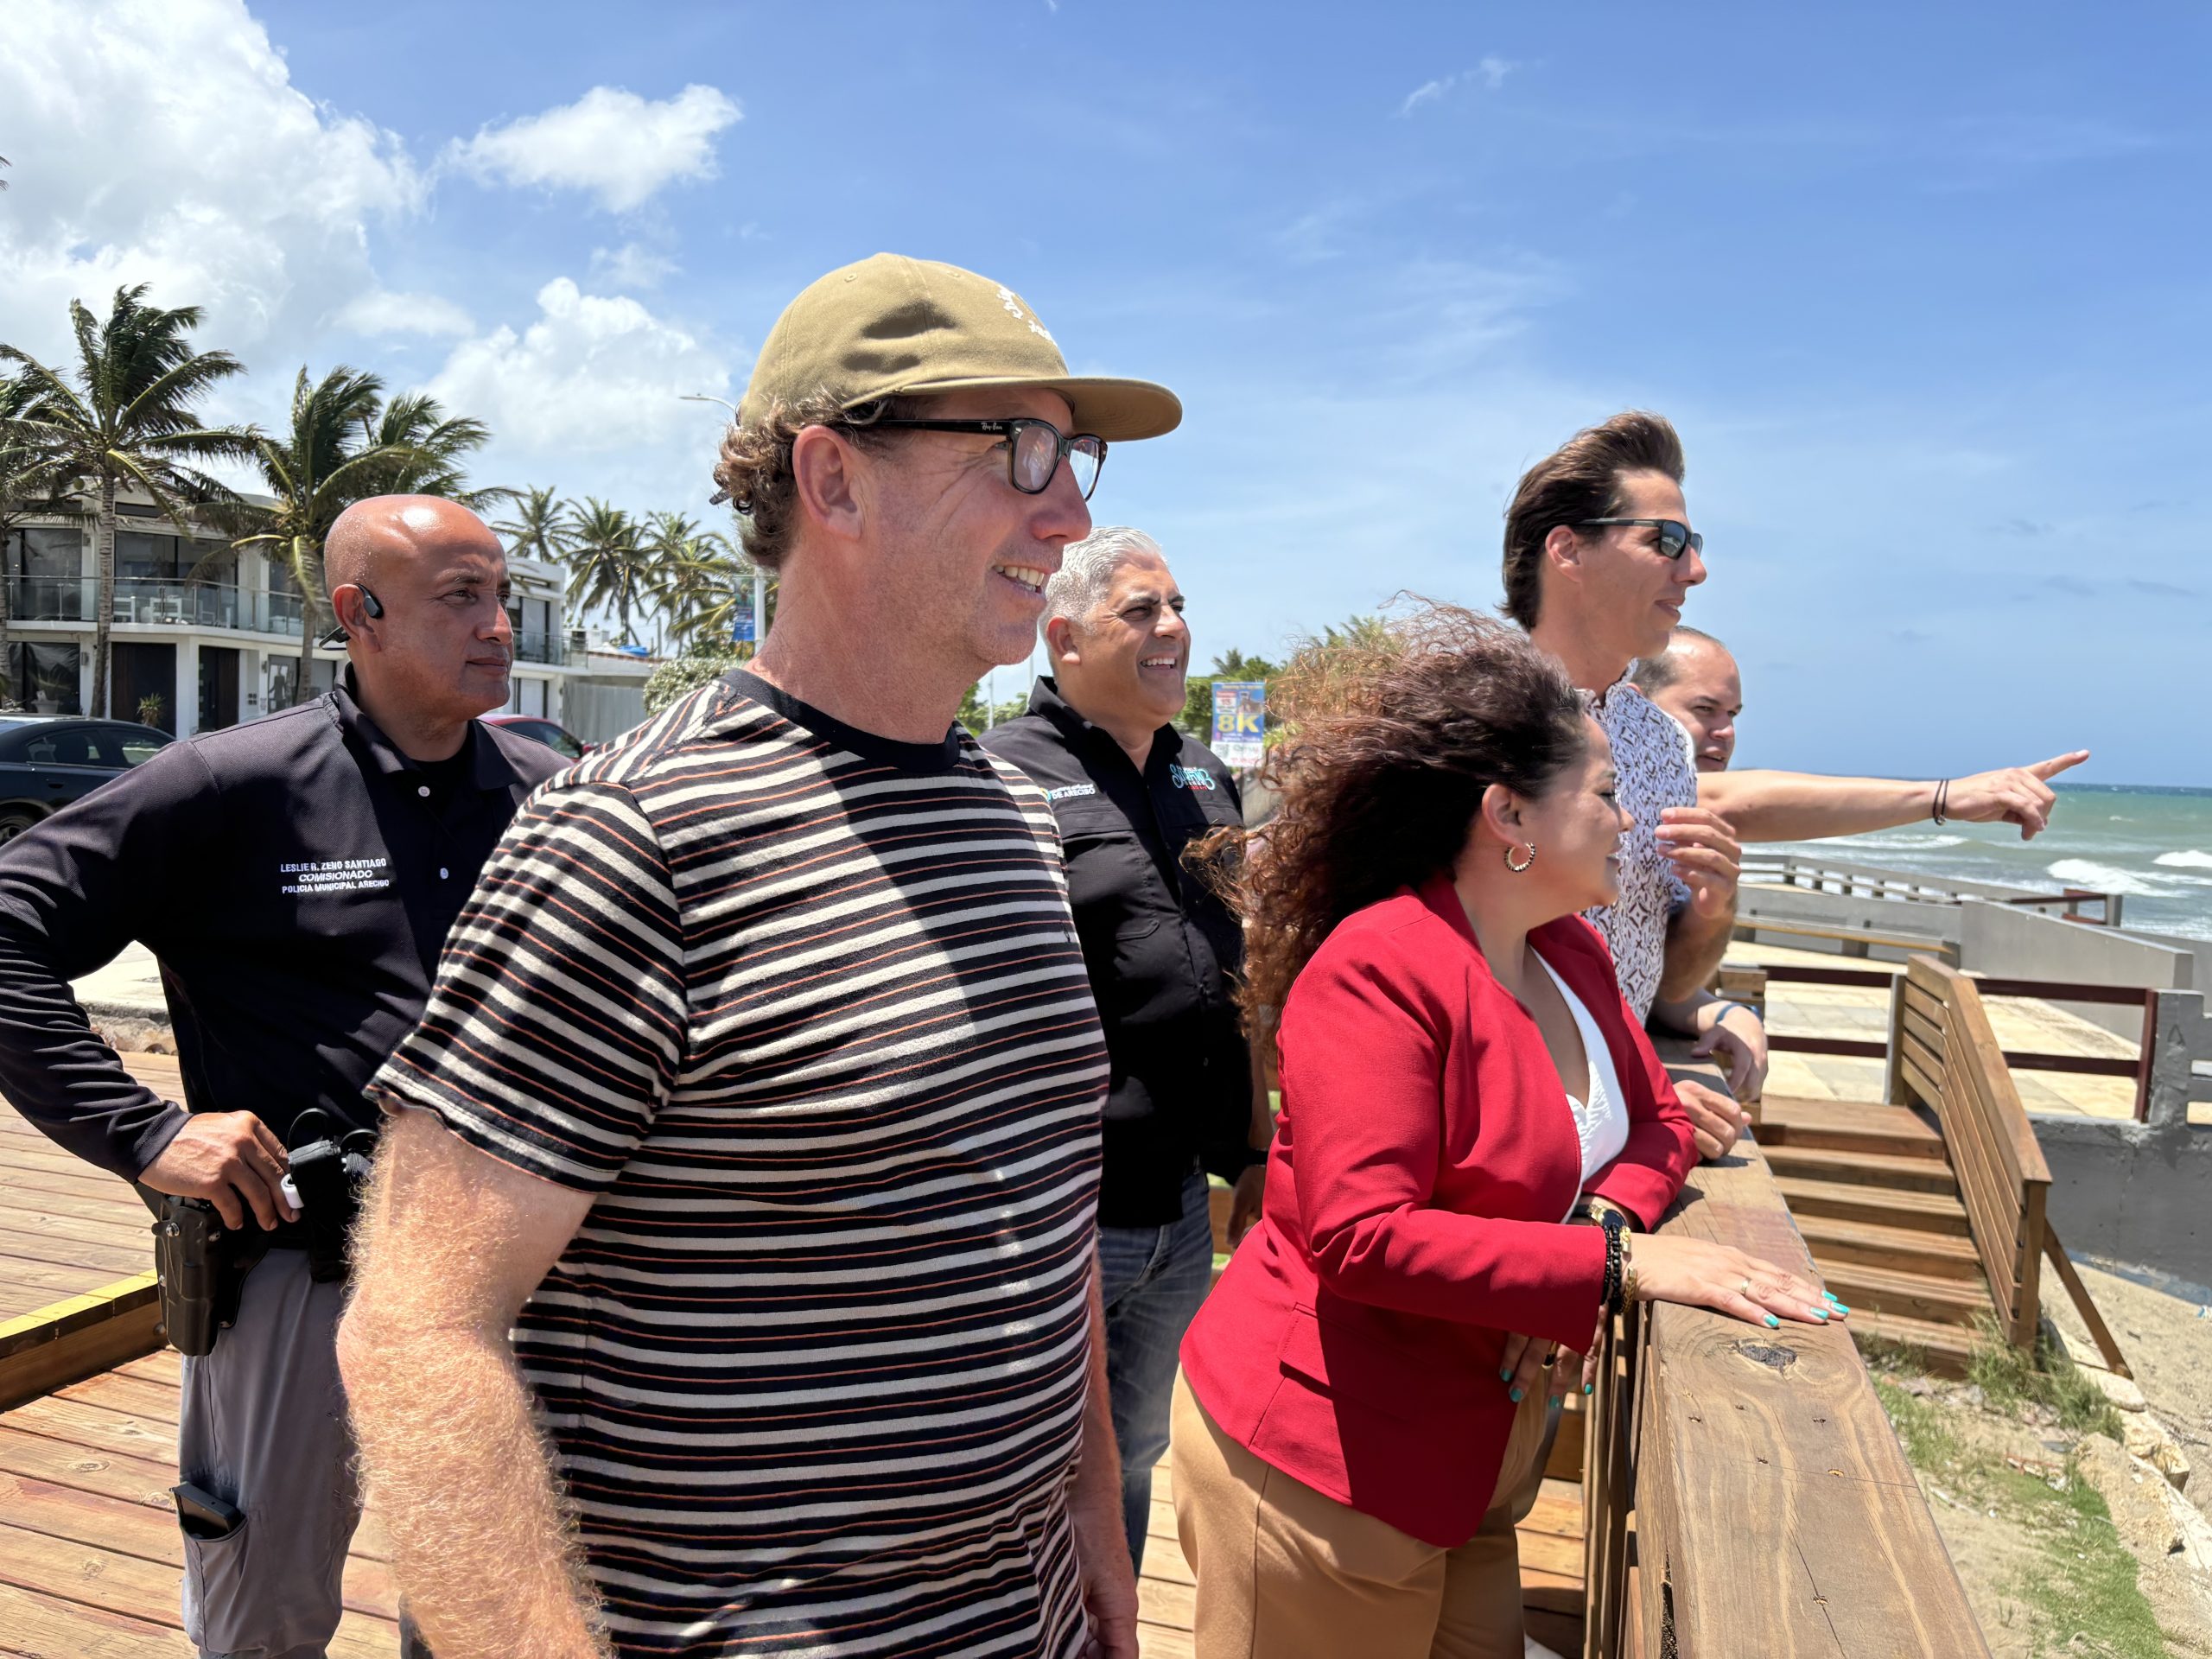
[
  {"xmin": 1735, "ymin": 883, "xmax": 1962, "ymax": 962},
  {"xmin": 2037, "ymin": 1116, "xmax": 2212, "ymax": 1287},
  {"xmin": 1958, "ymin": 900, "xmax": 2194, "ymax": 1039}
]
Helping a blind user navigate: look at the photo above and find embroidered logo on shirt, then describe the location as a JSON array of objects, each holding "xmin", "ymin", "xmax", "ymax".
[
  {"xmin": 1046, "ymin": 783, "xmax": 1098, "ymax": 803},
  {"xmin": 276, "ymin": 855, "xmax": 391, "ymax": 897},
  {"xmin": 1169, "ymin": 765, "xmax": 1217, "ymax": 791}
]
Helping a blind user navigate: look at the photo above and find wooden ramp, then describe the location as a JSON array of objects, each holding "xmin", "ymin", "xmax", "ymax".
[
  {"xmin": 0, "ymin": 1061, "xmax": 180, "ymax": 1412},
  {"xmin": 0, "ymin": 1344, "xmax": 1581, "ymax": 1659},
  {"xmin": 1760, "ymin": 1094, "xmax": 1994, "ymax": 1372}
]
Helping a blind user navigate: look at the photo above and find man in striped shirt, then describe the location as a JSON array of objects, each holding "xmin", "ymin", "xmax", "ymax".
[{"xmin": 337, "ymin": 256, "xmax": 1182, "ymax": 1659}]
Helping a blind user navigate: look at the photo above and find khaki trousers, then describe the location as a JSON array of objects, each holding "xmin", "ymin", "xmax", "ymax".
[{"xmin": 1170, "ymin": 1370, "xmax": 1551, "ymax": 1659}]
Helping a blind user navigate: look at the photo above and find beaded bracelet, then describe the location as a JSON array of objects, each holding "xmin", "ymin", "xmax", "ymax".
[{"xmin": 1599, "ymin": 1211, "xmax": 1624, "ymax": 1312}]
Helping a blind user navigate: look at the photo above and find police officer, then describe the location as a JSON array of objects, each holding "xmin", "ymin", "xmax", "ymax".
[
  {"xmin": 0, "ymin": 496, "xmax": 562, "ymax": 1659},
  {"xmin": 981, "ymin": 524, "xmax": 1271, "ymax": 1573}
]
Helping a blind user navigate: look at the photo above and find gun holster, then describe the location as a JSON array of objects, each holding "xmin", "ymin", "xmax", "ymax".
[
  {"xmin": 287, "ymin": 1109, "xmax": 376, "ymax": 1284},
  {"xmin": 142, "ymin": 1192, "xmax": 270, "ymax": 1358}
]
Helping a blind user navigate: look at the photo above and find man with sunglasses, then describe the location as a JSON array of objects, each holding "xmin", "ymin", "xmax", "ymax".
[
  {"xmin": 1502, "ymin": 411, "xmax": 1758, "ymax": 1159},
  {"xmin": 340, "ymin": 255, "xmax": 1180, "ymax": 1659},
  {"xmin": 0, "ymin": 494, "xmax": 559, "ymax": 1658}
]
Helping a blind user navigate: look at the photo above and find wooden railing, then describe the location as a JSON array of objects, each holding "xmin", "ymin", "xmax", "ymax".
[
  {"xmin": 1887, "ymin": 958, "xmax": 2052, "ymax": 1345},
  {"xmin": 1580, "ymin": 1048, "xmax": 1992, "ymax": 1656}
]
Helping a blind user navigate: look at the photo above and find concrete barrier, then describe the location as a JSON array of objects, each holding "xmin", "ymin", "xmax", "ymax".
[{"xmin": 1958, "ymin": 901, "xmax": 2194, "ymax": 1039}]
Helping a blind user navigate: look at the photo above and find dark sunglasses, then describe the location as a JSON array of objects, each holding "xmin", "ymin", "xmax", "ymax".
[
  {"xmin": 1576, "ymin": 518, "xmax": 1702, "ymax": 560},
  {"xmin": 848, "ymin": 416, "xmax": 1107, "ymax": 501}
]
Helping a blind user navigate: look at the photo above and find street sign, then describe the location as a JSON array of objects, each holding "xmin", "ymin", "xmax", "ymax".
[{"xmin": 1211, "ymin": 680, "xmax": 1266, "ymax": 767}]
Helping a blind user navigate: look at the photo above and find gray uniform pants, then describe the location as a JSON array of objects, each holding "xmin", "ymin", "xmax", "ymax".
[{"xmin": 177, "ymin": 1247, "xmax": 428, "ymax": 1659}]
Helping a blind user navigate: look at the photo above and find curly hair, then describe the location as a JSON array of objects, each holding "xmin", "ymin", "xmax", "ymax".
[
  {"xmin": 710, "ymin": 393, "xmax": 915, "ymax": 569},
  {"xmin": 1201, "ymin": 602, "xmax": 1588, "ymax": 1020}
]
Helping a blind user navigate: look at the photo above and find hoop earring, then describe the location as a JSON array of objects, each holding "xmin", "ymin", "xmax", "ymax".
[{"xmin": 1504, "ymin": 842, "xmax": 1536, "ymax": 874}]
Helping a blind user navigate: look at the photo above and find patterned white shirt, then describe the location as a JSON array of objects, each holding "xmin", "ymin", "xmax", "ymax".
[{"xmin": 1582, "ymin": 675, "xmax": 1696, "ymax": 1021}]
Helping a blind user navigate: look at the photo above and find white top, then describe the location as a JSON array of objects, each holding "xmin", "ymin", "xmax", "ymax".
[{"xmin": 1536, "ymin": 955, "xmax": 1630, "ymax": 1198}]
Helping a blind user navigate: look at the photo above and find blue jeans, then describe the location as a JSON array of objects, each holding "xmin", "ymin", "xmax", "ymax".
[{"xmin": 1096, "ymin": 1168, "xmax": 1217, "ymax": 1573}]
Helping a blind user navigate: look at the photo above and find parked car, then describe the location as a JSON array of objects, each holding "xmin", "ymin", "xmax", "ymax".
[
  {"xmin": 0, "ymin": 716, "xmax": 175, "ymax": 841},
  {"xmin": 485, "ymin": 715, "xmax": 591, "ymax": 761}
]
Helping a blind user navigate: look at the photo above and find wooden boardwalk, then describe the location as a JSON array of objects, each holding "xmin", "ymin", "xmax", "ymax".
[
  {"xmin": 0, "ymin": 1342, "xmax": 1583, "ymax": 1658},
  {"xmin": 0, "ymin": 1063, "xmax": 178, "ymax": 1414},
  {"xmin": 0, "ymin": 1068, "xmax": 1586, "ymax": 1657}
]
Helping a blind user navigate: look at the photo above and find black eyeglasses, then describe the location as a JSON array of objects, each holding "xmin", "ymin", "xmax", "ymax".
[
  {"xmin": 1576, "ymin": 518, "xmax": 1703, "ymax": 560},
  {"xmin": 849, "ymin": 417, "xmax": 1108, "ymax": 500}
]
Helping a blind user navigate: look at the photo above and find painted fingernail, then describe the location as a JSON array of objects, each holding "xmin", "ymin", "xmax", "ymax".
[
  {"xmin": 1810, "ymin": 1309, "xmax": 1829, "ymax": 1321},
  {"xmin": 1549, "ymin": 1395, "xmax": 1564, "ymax": 1409},
  {"xmin": 1584, "ymin": 1382, "xmax": 1594, "ymax": 1395},
  {"xmin": 1764, "ymin": 1313, "xmax": 1780, "ymax": 1329},
  {"xmin": 1509, "ymin": 1386, "xmax": 1524, "ymax": 1402},
  {"xmin": 1500, "ymin": 1367, "xmax": 1513, "ymax": 1382}
]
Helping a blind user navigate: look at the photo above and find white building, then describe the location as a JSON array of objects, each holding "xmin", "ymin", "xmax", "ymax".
[{"xmin": 3, "ymin": 487, "xmax": 586, "ymax": 737}]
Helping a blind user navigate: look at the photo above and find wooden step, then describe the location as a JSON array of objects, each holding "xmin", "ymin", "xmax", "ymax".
[
  {"xmin": 1763, "ymin": 1144, "xmax": 1960, "ymax": 1195},
  {"xmin": 1815, "ymin": 1261, "xmax": 1994, "ymax": 1329},
  {"xmin": 1850, "ymin": 1308, "xmax": 1978, "ymax": 1377},
  {"xmin": 1773, "ymin": 1176, "xmax": 1973, "ymax": 1237},
  {"xmin": 1794, "ymin": 1214, "xmax": 1986, "ymax": 1281},
  {"xmin": 1754, "ymin": 1096, "xmax": 1946, "ymax": 1161}
]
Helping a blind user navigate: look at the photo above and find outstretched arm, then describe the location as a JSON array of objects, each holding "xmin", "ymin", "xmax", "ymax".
[
  {"xmin": 1700, "ymin": 752, "xmax": 2088, "ymax": 844},
  {"xmin": 338, "ymin": 1108, "xmax": 606, "ymax": 1659}
]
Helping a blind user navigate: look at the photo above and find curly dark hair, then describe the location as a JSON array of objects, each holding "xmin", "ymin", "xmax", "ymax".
[
  {"xmin": 710, "ymin": 393, "xmax": 917, "ymax": 570},
  {"xmin": 1202, "ymin": 602, "xmax": 1588, "ymax": 1020}
]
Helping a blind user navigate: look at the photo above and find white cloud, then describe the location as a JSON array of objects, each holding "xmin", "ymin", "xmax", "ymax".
[
  {"xmin": 589, "ymin": 242, "xmax": 680, "ymax": 290},
  {"xmin": 335, "ymin": 289, "xmax": 475, "ymax": 337},
  {"xmin": 0, "ymin": 0, "xmax": 425, "ymax": 382},
  {"xmin": 427, "ymin": 277, "xmax": 734, "ymax": 459},
  {"xmin": 1398, "ymin": 57, "xmax": 1518, "ymax": 118},
  {"xmin": 446, "ymin": 85, "xmax": 741, "ymax": 213}
]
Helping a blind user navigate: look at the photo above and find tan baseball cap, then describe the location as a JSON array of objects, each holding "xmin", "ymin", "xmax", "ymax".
[{"xmin": 738, "ymin": 253, "xmax": 1182, "ymax": 442}]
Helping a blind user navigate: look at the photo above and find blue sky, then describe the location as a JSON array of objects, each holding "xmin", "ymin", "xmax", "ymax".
[{"xmin": 5, "ymin": 2, "xmax": 2207, "ymax": 782}]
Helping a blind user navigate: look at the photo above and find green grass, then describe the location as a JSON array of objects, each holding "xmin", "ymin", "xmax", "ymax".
[
  {"xmin": 1964, "ymin": 1315, "xmax": 2126, "ymax": 1441},
  {"xmin": 1872, "ymin": 1347, "xmax": 2162, "ymax": 1659},
  {"xmin": 1992, "ymin": 1464, "xmax": 2168, "ymax": 1659}
]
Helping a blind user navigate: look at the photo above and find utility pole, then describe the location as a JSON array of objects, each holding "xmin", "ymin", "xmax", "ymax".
[{"xmin": 680, "ymin": 393, "xmax": 766, "ymax": 656}]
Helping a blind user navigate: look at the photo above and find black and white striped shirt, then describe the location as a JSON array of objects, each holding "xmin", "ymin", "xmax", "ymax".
[{"xmin": 369, "ymin": 671, "xmax": 1107, "ymax": 1658}]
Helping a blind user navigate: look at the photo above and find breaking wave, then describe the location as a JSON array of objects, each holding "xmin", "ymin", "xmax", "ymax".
[
  {"xmin": 2047, "ymin": 858, "xmax": 2164, "ymax": 897},
  {"xmin": 1853, "ymin": 833, "xmax": 1967, "ymax": 850},
  {"xmin": 2153, "ymin": 850, "xmax": 2212, "ymax": 870}
]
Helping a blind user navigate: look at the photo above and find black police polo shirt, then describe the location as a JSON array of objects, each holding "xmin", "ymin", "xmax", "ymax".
[
  {"xmin": 981, "ymin": 676, "xmax": 1256, "ymax": 1227},
  {"xmin": 0, "ymin": 670, "xmax": 562, "ymax": 1226}
]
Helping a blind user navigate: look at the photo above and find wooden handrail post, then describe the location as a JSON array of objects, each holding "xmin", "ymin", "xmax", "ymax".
[{"xmin": 1884, "ymin": 972, "xmax": 1908, "ymax": 1106}]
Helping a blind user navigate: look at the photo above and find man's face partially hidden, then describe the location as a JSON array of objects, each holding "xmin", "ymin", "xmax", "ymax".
[
  {"xmin": 1055, "ymin": 550, "xmax": 1191, "ymax": 733},
  {"xmin": 1649, "ymin": 639, "xmax": 1743, "ymax": 772}
]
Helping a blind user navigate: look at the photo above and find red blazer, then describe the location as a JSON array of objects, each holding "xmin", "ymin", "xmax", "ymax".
[{"xmin": 1179, "ymin": 874, "xmax": 1698, "ymax": 1548}]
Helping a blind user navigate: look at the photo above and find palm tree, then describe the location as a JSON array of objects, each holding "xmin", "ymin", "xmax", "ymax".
[
  {"xmin": 644, "ymin": 512, "xmax": 747, "ymax": 651},
  {"xmin": 230, "ymin": 365, "xmax": 409, "ymax": 705},
  {"xmin": 0, "ymin": 285, "xmax": 254, "ymax": 715},
  {"xmin": 563, "ymin": 498, "xmax": 649, "ymax": 645},
  {"xmin": 494, "ymin": 486, "xmax": 571, "ymax": 564},
  {"xmin": 359, "ymin": 392, "xmax": 509, "ymax": 511},
  {"xmin": 0, "ymin": 374, "xmax": 85, "ymax": 708}
]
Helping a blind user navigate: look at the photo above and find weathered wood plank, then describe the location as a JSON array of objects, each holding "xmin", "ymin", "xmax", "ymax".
[
  {"xmin": 1632, "ymin": 1046, "xmax": 1989, "ymax": 1657},
  {"xmin": 50, "ymin": 1370, "xmax": 180, "ymax": 1425}
]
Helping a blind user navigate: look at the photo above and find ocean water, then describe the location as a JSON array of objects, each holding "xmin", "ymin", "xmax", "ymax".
[{"xmin": 1760, "ymin": 785, "xmax": 2212, "ymax": 944}]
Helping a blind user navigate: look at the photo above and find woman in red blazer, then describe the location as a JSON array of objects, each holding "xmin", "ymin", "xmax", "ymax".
[{"xmin": 1173, "ymin": 610, "xmax": 1839, "ymax": 1659}]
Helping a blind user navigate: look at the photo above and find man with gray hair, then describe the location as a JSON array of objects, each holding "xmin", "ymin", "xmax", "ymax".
[{"xmin": 983, "ymin": 527, "xmax": 1270, "ymax": 1573}]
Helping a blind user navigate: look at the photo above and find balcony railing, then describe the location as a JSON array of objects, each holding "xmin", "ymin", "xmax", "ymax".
[
  {"xmin": 512, "ymin": 629, "xmax": 566, "ymax": 666},
  {"xmin": 7, "ymin": 577, "xmax": 306, "ymax": 637}
]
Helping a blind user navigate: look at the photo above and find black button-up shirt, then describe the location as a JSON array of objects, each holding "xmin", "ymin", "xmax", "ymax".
[
  {"xmin": 0, "ymin": 671, "xmax": 561, "ymax": 1240},
  {"xmin": 982, "ymin": 677, "xmax": 1256, "ymax": 1226}
]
